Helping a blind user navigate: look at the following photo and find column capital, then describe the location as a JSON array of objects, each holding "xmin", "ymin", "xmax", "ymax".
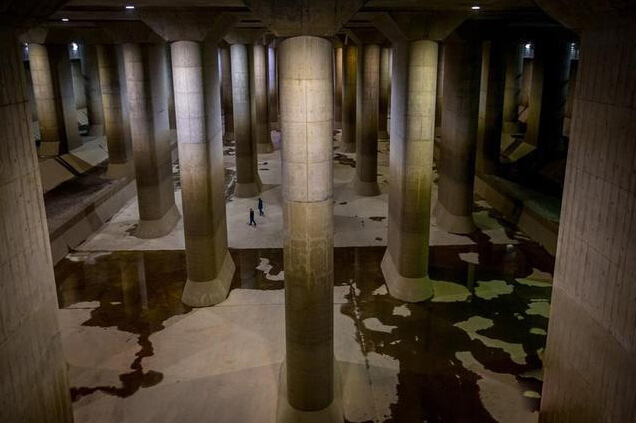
[
  {"xmin": 342, "ymin": 27, "xmax": 388, "ymax": 46},
  {"xmin": 360, "ymin": 11, "xmax": 468, "ymax": 43},
  {"xmin": 223, "ymin": 28, "xmax": 268, "ymax": 45},
  {"xmin": 141, "ymin": 9, "xmax": 239, "ymax": 42}
]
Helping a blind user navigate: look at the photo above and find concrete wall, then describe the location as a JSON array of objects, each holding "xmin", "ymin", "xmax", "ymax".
[
  {"xmin": 540, "ymin": 24, "xmax": 636, "ymax": 423},
  {"xmin": 0, "ymin": 27, "xmax": 73, "ymax": 423}
]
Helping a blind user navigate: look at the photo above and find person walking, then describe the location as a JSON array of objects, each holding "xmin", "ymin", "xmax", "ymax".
[
  {"xmin": 258, "ymin": 197, "xmax": 265, "ymax": 216},
  {"xmin": 249, "ymin": 208, "xmax": 256, "ymax": 226}
]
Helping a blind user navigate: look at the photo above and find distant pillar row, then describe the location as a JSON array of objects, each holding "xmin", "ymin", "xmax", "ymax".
[
  {"xmin": 382, "ymin": 39, "xmax": 438, "ymax": 302},
  {"xmin": 279, "ymin": 35, "xmax": 335, "ymax": 413},
  {"xmin": 84, "ymin": 44, "xmax": 105, "ymax": 136},
  {"xmin": 501, "ymin": 41, "xmax": 524, "ymax": 134},
  {"xmin": 267, "ymin": 44, "xmax": 279, "ymax": 130},
  {"xmin": 355, "ymin": 43, "xmax": 381, "ymax": 196},
  {"xmin": 170, "ymin": 39, "xmax": 235, "ymax": 307},
  {"xmin": 434, "ymin": 38, "xmax": 482, "ymax": 234},
  {"xmin": 378, "ymin": 46, "xmax": 391, "ymax": 140},
  {"xmin": 476, "ymin": 39, "xmax": 506, "ymax": 175},
  {"xmin": 252, "ymin": 43, "xmax": 273, "ymax": 153},
  {"xmin": 96, "ymin": 44, "xmax": 134, "ymax": 179},
  {"xmin": 123, "ymin": 42, "xmax": 180, "ymax": 239},
  {"xmin": 341, "ymin": 42, "xmax": 357, "ymax": 153},
  {"xmin": 230, "ymin": 43, "xmax": 262, "ymax": 197},
  {"xmin": 30, "ymin": 43, "xmax": 81, "ymax": 155}
]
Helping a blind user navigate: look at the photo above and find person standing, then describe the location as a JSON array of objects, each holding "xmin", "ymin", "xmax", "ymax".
[
  {"xmin": 249, "ymin": 208, "xmax": 256, "ymax": 226},
  {"xmin": 258, "ymin": 197, "xmax": 265, "ymax": 216}
]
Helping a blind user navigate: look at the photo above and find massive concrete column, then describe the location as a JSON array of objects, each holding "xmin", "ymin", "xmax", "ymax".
[
  {"xmin": 123, "ymin": 43, "xmax": 180, "ymax": 239},
  {"xmin": 501, "ymin": 41, "xmax": 523, "ymax": 134},
  {"xmin": 231, "ymin": 43, "xmax": 262, "ymax": 197},
  {"xmin": 171, "ymin": 40, "xmax": 235, "ymax": 307},
  {"xmin": 71, "ymin": 58, "xmax": 87, "ymax": 110},
  {"xmin": 334, "ymin": 45, "xmax": 343, "ymax": 131},
  {"xmin": 97, "ymin": 44, "xmax": 134, "ymax": 178},
  {"xmin": 341, "ymin": 42, "xmax": 357, "ymax": 153},
  {"xmin": 434, "ymin": 37, "xmax": 481, "ymax": 234},
  {"xmin": 0, "ymin": 27, "xmax": 72, "ymax": 423},
  {"xmin": 252, "ymin": 43, "xmax": 273, "ymax": 153},
  {"xmin": 355, "ymin": 43, "xmax": 381, "ymax": 196},
  {"xmin": 29, "ymin": 43, "xmax": 81, "ymax": 155},
  {"xmin": 220, "ymin": 46, "xmax": 234, "ymax": 141},
  {"xmin": 476, "ymin": 39, "xmax": 506, "ymax": 175},
  {"xmin": 267, "ymin": 44, "xmax": 279, "ymax": 129},
  {"xmin": 84, "ymin": 44, "xmax": 105, "ymax": 136},
  {"xmin": 535, "ymin": 17, "xmax": 636, "ymax": 422},
  {"xmin": 525, "ymin": 38, "xmax": 571, "ymax": 155},
  {"xmin": 378, "ymin": 46, "xmax": 391, "ymax": 140},
  {"xmin": 280, "ymin": 36, "xmax": 335, "ymax": 413},
  {"xmin": 382, "ymin": 40, "xmax": 439, "ymax": 302}
]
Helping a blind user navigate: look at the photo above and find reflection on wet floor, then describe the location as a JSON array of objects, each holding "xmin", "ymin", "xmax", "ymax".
[{"xmin": 55, "ymin": 209, "xmax": 553, "ymax": 422}]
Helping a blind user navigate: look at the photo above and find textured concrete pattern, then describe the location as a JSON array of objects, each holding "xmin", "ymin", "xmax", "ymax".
[
  {"xmin": 0, "ymin": 28, "xmax": 73, "ymax": 423},
  {"xmin": 252, "ymin": 44, "xmax": 273, "ymax": 153},
  {"xmin": 85, "ymin": 44, "xmax": 105, "ymax": 137}
]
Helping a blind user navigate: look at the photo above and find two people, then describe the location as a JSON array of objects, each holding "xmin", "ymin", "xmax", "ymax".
[{"xmin": 248, "ymin": 198, "xmax": 265, "ymax": 226}]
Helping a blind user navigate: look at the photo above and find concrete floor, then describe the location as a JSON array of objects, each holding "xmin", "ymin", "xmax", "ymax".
[{"xmin": 54, "ymin": 131, "xmax": 552, "ymax": 422}]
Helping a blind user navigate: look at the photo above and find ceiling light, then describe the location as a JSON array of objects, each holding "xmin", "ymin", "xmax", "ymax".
[
  {"xmin": 525, "ymin": 43, "xmax": 532, "ymax": 49},
  {"xmin": 62, "ymin": 18, "xmax": 69, "ymax": 22},
  {"xmin": 471, "ymin": 5, "xmax": 481, "ymax": 10},
  {"xmin": 125, "ymin": 5, "xmax": 135, "ymax": 9},
  {"xmin": 71, "ymin": 42, "xmax": 79, "ymax": 51}
]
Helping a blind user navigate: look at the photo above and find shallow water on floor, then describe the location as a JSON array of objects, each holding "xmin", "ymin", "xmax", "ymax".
[{"xmin": 55, "ymin": 209, "xmax": 553, "ymax": 422}]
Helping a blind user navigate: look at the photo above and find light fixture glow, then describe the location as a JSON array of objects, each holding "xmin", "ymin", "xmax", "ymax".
[
  {"xmin": 62, "ymin": 17, "xmax": 69, "ymax": 22},
  {"xmin": 525, "ymin": 43, "xmax": 532, "ymax": 49},
  {"xmin": 71, "ymin": 42, "xmax": 79, "ymax": 51},
  {"xmin": 125, "ymin": 5, "xmax": 135, "ymax": 9},
  {"xmin": 471, "ymin": 5, "xmax": 481, "ymax": 10}
]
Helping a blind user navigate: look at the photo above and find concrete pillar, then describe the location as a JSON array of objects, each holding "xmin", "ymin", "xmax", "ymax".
[
  {"xmin": 476, "ymin": 39, "xmax": 506, "ymax": 175},
  {"xmin": 220, "ymin": 46, "xmax": 234, "ymax": 141},
  {"xmin": 525, "ymin": 39, "xmax": 570, "ymax": 155},
  {"xmin": 334, "ymin": 45, "xmax": 343, "ymax": 130},
  {"xmin": 116, "ymin": 45, "xmax": 134, "ymax": 159},
  {"xmin": 378, "ymin": 46, "xmax": 391, "ymax": 140},
  {"xmin": 71, "ymin": 59, "xmax": 87, "ymax": 110},
  {"xmin": 166, "ymin": 45, "xmax": 177, "ymax": 131},
  {"xmin": 540, "ymin": 24, "xmax": 636, "ymax": 423},
  {"xmin": 252, "ymin": 43, "xmax": 273, "ymax": 153},
  {"xmin": 355, "ymin": 43, "xmax": 381, "ymax": 196},
  {"xmin": 435, "ymin": 44, "xmax": 445, "ymax": 135},
  {"xmin": 170, "ymin": 40, "xmax": 235, "ymax": 307},
  {"xmin": 84, "ymin": 44, "xmax": 105, "ymax": 136},
  {"xmin": 0, "ymin": 27, "xmax": 73, "ymax": 423},
  {"xmin": 97, "ymin": 44, "xmax": 134, "ymax": 179},
  {"xmin": 279, "ymin": 36, "xmax": 335, "ymax": 412},
  {"xmin": 231, "ymin": 43, "xmax": 262, "ymax": 197},
  {"xmin": 382, "ymin": 40, "xmax": 438, "ymax": 302},
  {"xmin": 501, "ymin": 41, "xmax": 523, "ymax": 133},
  {"xmin": 341, "ymin": 43, "xmax": 357, "ymax": 153},
  {"xmin": 267, "ymin": 44, "xmax": 279, "ymax": 130},
  {"xmin": 434, "ymin": 38, "xmax": 481, "ymax": 234},
  {"xmin": 29, "ymin": 43, "xmax": 81, "ymax": 155},
  {"xmin": 123, "ymin": 43, "xmax": 180, "ymax": 239}
]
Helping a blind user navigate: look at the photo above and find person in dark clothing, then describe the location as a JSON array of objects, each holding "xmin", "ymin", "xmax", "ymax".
[
  {"xmin": 249, "ymin": 208, "xmax": 256, "ymax": 226},
  {"xmin": 258, "ymin": 198, "xmax": 264, "ymax": 216}
]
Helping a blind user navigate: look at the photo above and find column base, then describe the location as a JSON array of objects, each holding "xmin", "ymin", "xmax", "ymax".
[
  {"xmin": 339, "ymin": 143, "xmax": 356, "ymax": 153},
  {"xmin": 276, "ymin": 360, "xmax": 343, "ymax": 423},
  {"xmin": 223, "ymin": 131, "xmax": 234, "ymax": 142},
  {"xmin": 37, "ymin": 141, "xmax": 60, "ymax": 157},
  {"xmin": 105, "ymin": 161, "xmax": 134, "ymax": 180},
  {"xmin": 354, "ymin": 178, "xmax": 380, "ymax": 197},
  {"xmin": 136, "ymin": 203, "xmax": 180, "ymax": 239},
  {"xmin": 181, "ymin": 251, "xmax": 235, "ymax": 307},
  {"xmin": 378, "ymin": 130, "xmax": 390, "ymax": 140},
  {"xmin": 235, "ymin": 181, "xmax": 262, "ymax": 198},
  {"xmin": 257, "ymin": 142, "xmax": 275, "ymax": 154},
  {"xmin": 88, "ymin": 124, "xmax": 104, "ymax": 137},
  {"xmin": 381, "ymin": 249, "xmax": 433, "ymax": 302},
  {"xmin": 433, "ymin": 201, "xmax": 476, "ymax": 234}
]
